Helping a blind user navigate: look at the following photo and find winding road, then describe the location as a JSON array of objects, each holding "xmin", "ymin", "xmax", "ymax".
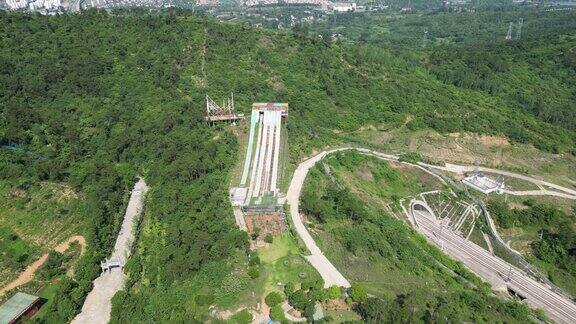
[
  {"xmin": 286, "ymin": 147, "xmax": 576, "ymax": 322},
  {"xmin": 285, "ymin": 147, "xmax": 447, "ymax": 288},
  {"xmin": 420, "ymin": 162, "xmax": 576, "ymax": 198},
  {"xmin": 287, "ymin": 149, "xmax": 351, "ymax": 288}
]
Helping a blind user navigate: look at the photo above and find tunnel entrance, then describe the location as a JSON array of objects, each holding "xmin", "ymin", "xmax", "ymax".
[{"xmin": 411, "ymin": 201, "xmax": 436, "ymax": 221}]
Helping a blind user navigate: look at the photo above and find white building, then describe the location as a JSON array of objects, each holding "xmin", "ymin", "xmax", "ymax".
[
  {"xmin": 6, "ymin": 0, "xmax": 30, "ymax": 9},
  {"xmin": 331, "ymin": 1, "xmax": 356, "ymax": 12},
  {"xmin": 462, "ymin": 173, "xmax": 505, "ymax": 194},
  {"xmin": 230, "ymin": 187, "xmax": 248, "ymax": 206}
]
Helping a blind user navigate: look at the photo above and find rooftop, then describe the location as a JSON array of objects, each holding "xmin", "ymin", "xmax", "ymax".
[
  {"xmin": 0, "ymin": 292, "xmax": 40, "ymax": 324},
  {"xmin": 462, "ymin": 174, "xmax": 503, "ymax": 194},
  {"xmin": 252, "ymin": 102, "xmax": 288, "ymax": 112}
]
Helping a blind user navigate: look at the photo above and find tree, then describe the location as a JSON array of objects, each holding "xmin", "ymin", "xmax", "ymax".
[
  {"xmin": 355, "ymin": 297, "xmax": 387, "ymax": 323},
  {"xmin": 270, "ymin": 305, "xmax": 286, "ymax": 321},
  {"xmin": 264, "ymin": 234, "xmax": 273, "ymax": 243},
  {"xmin": 349, "ymin": 284, "xmax": 367, "ymax": 303},
  {"xmin": 265, "ymin": 292, "xmax": 283, "ymax": 307},
  {"xmin": 232, "ymin": 309, "xmax": 252, "ymax": 324},
  {"xmin": 284, "ymin": 282, "xmax": 295, "ymax": 296},
  {"xmin": 304, "ymin": 302, "xmax": 316, "ymax": 320},
  {"xmin": 288, "ymin": 289, "xmax": 308, "ymax": 310},
  {"xmin": 327, "ymin": 285, "xmax": 342, "ymax": 300},
  {"xmin": 248, "ymin": 267, "xmax": 259, "ymax": 279}
]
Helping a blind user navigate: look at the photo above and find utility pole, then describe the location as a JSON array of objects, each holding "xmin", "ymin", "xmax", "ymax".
[
  {"xmin": 505, "ymin": 22, "xmax": 513, "ymax": 41},
  {"xmin": 516, "ymin": 17, "xmax": 523, "ymax": 40},
  {"xmin": 422, "ymin": 28, "xmax": 429, "ymax": 48}
]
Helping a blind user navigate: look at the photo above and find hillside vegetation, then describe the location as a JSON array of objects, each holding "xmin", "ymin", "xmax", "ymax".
[
  {"xmin": 0, "ymin": 8, "xmax": 574, "ymax": 321},
  {"xmin": 488, "ymin": 199, "xmax": 576, "ymax": 295},
  {"xmin": 300, "ymin": 152, "xmax": 541, "ymax": 322},
  {"xmin": 310, "ymin": 9, "xmax": 576, "ymax": 153}
]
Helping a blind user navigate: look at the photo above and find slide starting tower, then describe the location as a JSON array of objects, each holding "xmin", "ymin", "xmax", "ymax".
[{"xmin": 205, "ymin": 93, "xmax": 245, "ymax": 124}]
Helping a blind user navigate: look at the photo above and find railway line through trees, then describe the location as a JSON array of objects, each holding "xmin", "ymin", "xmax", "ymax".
[{"xmin": 283, "ymin": 147, "xmax": 576, "ymax": 322}]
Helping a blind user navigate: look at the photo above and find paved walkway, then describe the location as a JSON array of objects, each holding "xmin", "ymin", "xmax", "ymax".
[
  {"xmin": 72, "ymin": 178, "xmax": 149, "ymax": 324},
  {"xmin": 287, "ymin": 149, "xmax": 351, "ymax": 288},
  {"xmin": 285, "ymin": 146, "xmax": 576, "ymax": 290},
  {"xmin": 503, "ymin": 189, "xmax": 576, "ymax": 200},
  {"xmin": 233, "ymin": 207, "xmax": 247, "ymax": 231}
]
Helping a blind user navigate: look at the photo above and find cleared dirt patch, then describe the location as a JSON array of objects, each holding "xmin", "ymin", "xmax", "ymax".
[
  {"xmin": 0, "ymin": 235, "xmax": 86, "ymax": 297},
  {"xmin": 479, "ymin": 135, "xmax": 510, "ymax": 148},
  {"xmin": 245, "ymin": 212, "xmax": 287, "ymax": 241}
]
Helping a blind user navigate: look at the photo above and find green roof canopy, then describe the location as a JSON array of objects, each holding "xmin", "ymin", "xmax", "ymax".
[{"xmin": 0, "ymin": 292, "xmax": 39, "ymax": 324}]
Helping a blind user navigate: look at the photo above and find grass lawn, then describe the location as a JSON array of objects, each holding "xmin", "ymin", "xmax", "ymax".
[
  {"xmin": 28, "ymin": 278, "xmax": 63, "ymax": 321},
  {"xmin": 311, "ymin": 224, "xmax": 442, "ymax": 300},
  {"xmin": 259, "ymin": 233, "xmax": 299, "ymax": 264},
  {"xmin": 222, "ymin": 233, "xmax": 322, "ymax": 313},
  {"xmin": 323, "ymin": 151, "xmax": 445, "ymax": 215},
  {"xmin": 325, "ymin": 309, "xmax": 362, "ymax": 322},
  {"xmin": 0, "ymin": 180, "xmax": 86, "ymax": 249},
  {"xmin": 347, "ymin": 127, "xmax": 576, "ymax": 189},
  {"xmin": 260, "ymin": 233, "xmax": 321, "ymax": 294},
  {"xmin": 528, "ymin": 257, "xmax": 576, "ymax": 296},
  {"xmin": 301, "ymin": 152, "xmax": 506, "ymax": 302}
]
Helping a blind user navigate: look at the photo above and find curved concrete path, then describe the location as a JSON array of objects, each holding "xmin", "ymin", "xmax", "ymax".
[
  {"xmin": 72, "ymin": 178, "xmax": 149, "ymax": 324},
  {"xmin": 503, "ymin": 189, "xmax": 576, "ymax": 200},
  {"xmin": 287, "ymin": 149, "xmax": 351, "ymax": 288},
  {"xmin": 286, "ymin": 147, "xmax": 407, "ymax": 288},
  {"xmin": 286, "ymin": 146, "xmax": 576, "ymax": 291}
]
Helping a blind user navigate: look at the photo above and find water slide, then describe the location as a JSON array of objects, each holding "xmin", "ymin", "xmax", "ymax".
[
  {"xmin": 270, "ymin": 111, "xmax": 282, "ymax": 195},
  {"xmin": 253, "ymin": 111, "xmax": 270, "ymax": 198},
  {"xmin": 262, "ymin": 111, "xmax": 275, "ymax": 194},
  {"xmin": 240, "ymin": 110, "xmax": 260, "ymax": 186},
  {"xmin": 247, "ymin": 113, "xmax": 263, "ymax": 202}
]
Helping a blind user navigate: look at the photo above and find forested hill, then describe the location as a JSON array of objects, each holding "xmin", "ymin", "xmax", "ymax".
[
  {"xmin": 0, "ymin": 8, "xmax": 574, "ymax": 321},
  {"xmin": 309, "ymin": 9, "xmax": 576, "ymax": 153},
  {"xmin": 2, "ymin": 9, "xmax": 576, "ymax": 160}
]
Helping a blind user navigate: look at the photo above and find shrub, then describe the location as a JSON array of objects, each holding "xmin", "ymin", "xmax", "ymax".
[
  {"xmin": 248, "ymin": 267, "xmax": 259, "ymax": 279},
  {"xmin": 270, "ymin": 305, "xmax": 286, "ymax": 321},
  {"xmin": 265, "ymin": 291, "xmax": 283, "ymax": 307},
  {"xmin": 39, "ymin": 251, "xmax": 64, "ymax": 279},
  {"xmin": 249, "ymin": 253, "xmax": 260, "ymax": 266},
  {"xmin": 251, "ymin": 227, "xmax": 261, "ymax": 240},
  {"xmin": 398, "ymin": 152, "xmax": 423, "ymax": 164},
  {"xmin": 194, "ymin": 294, "xmax": 214, "ymax": 306},
  {"xmin": 232, "ymin": 309, "xmax": 252, "ymax": 324},
  {"xmin": 349, "ymin": 284, "xmax": 367, "ymax": 303},
  {"xmin": 327, "ymin": 285, "xmax": 342, "ymax": 300},
  {"xmin": 264, "ymin": 234, "xmax": 273, "ymax": 243}
]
